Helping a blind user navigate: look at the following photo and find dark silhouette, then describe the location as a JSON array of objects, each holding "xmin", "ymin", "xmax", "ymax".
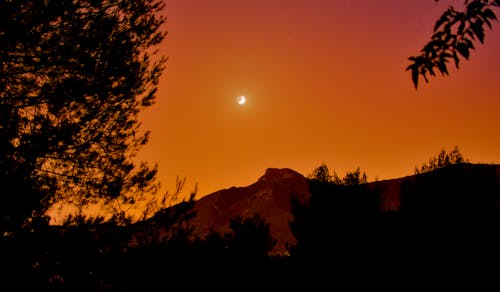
[
  {"xmin": 400, "ymin": 164, "xmax": 500, "ymax": 256},
  {"xmin": 189, "ymin": 168, "xmax": 311, "ymax": 254},
  {"xmin": 414, "ymin": 146, "xmax": 467, "ymax": 174},
  {"xmin": 0, "ymin": 1, "xmax": 175, "ymax": 288},
  {"xmin": 226, "ymin": 213, "xmax": 277, "ymax": 260},
  {"xmin": 307, "ymin": 163, "xmax": 368, "ymax": 185},
  {"xmin": 307, "ymin": 162, "xmax": 334, "ymax": 183},
  {"xmin": 0, "ymin": 0, "xmax": 166, "ymax": 235},
  {"xmin": 5, "ymin": 0, "xmax": 500, "ymax": 289},
  {"xmin": 407, "ymin": 0, "xmax": 499, "ymax": 88},
  {"xmin": 2, "ymin": 160, "xmax": 500, "ymax": 288},
  {"xmin": 289, "ymin": 167, "xmax": 381, "ymax": 263},
  {"xmin": 290, "ymin": 160, "xmax": 500, "ymax": 276}
]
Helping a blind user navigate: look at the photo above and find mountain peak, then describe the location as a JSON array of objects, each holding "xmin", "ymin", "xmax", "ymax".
[
  {"xmin": 257, "ymin": 168, "xmax": 304, "ymax": 185},
  {"xmin": 191, "ymin": 167, "xmax": 310, "ymax": 254}
]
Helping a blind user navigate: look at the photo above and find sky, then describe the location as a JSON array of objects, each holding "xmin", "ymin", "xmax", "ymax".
[{"xmin": 136, "ymin": 0, "xmax": 500, "ymax": 201}]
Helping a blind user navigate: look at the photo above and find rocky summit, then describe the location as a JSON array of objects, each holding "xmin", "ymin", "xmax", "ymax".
[{"xmin": 190, "ymin": 168, "xmax": 311, "ymax": 254}]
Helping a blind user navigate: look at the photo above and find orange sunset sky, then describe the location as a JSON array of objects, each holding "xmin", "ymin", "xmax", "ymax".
[{"xmin": 136, "ymin": 0, "xmax": 500, "ymax": 201}]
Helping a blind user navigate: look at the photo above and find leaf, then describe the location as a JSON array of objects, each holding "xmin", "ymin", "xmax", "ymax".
[
  {"xmin": 411, "ymin": 67, "xmax": 419, "ymax": 89},
  {"xmin": 434, "ymin": 12, "xmax": 450, "ymax": 31},
  {"xmin": 437, "ymin": 61, "xmax": 449, "ymax": 76},
  {"xmin": 423, "ymin": 72, "xmax": 429, "ymax": 83},
  {"xmin": 464, "ymin": 38, "xmax": 475, "ymax": 49},
  {"xmin": 483, "ymin": 17, "xmax": 492, "ymax": 29},
  {"xmin": 481, "ymin": 9, "xmax": 496, "ymax": 29},
  {"xmin": 428, "ymin": 66, "xmax": 436, "ymax": 76},
  {"xmin": 458, "ymin": 21, "xmax": 466, "ymax": 35},
  {"xmin": 470, "ymin": 21, "xmax": 485, "ymax": 43},
  {"xmin": 441, "ymin": 52, "xmax": 452, "ymax": 58},
  {"xmin": 432, "ymin": 31, "xmax": 444, "ymax": 40},
  {"xmin": 466, "ymin": 0, "xmax": 485, "ymax": 12},
  {"xmin": 406, "ymin": 57, "xmax": 420, "ymax": 71},
  {"xmin": 483, "ymin": 9, "xmax": 497, "ymax": 21},
  {"xmin": 466, "ymin": 29, "xmax": 476, "ymax": 40},
  {"xmin": 452, "ymin": 51, "xmax": 460, "ymax": 68},
  {"xmin": 456, "ymin": 42, "xmax": 470, "ymax": 59}
]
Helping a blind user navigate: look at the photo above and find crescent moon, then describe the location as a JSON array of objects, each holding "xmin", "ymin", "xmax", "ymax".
[{"xmin": 237, "ymin": 96, "xmax": 246, "ymax": 105}]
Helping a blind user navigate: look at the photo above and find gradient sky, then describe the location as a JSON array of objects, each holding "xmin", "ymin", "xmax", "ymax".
[{"xmin": 136, "ymin": 0, "xmax": 500, "ymax": 201}]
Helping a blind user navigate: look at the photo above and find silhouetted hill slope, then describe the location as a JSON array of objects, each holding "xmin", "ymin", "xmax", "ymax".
[
  {"xmin": 373, "ymin": 164, "xmax": 500, "ymax": 211},
  {"xmin": 188, "ymin": 164, "xmax": 500, "ymax": 254},
  {"xmin": 190, "ymin": 168, "xmax": 310, "ymax": 253}
]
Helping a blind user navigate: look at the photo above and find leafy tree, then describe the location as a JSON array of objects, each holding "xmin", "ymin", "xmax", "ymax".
[
  {"xmin": 290, "ymin": 167, "xmax": 380, "ymax": 260},
  {"xmin": 341, "ymin": 167, "xmax": 368, "ymax": 186},
  {"xmin": 414, "ymin": 146, "xmax": 467, "ymax": 174},
  {"xmin": 403, "ymin": 164, "xmax": 497, "ymax": 226},
  {"xmin": 227, "ymin": 213, "xmax": 276, "ymax": 259},
  {"xmin": 407, "ymin": 0, "xmax": 499, "ymax": 88},
  {"xmin": 308, "ymin": 163, "xmax": 367, "ymax": 185},
  {"xmin": 400, "ymin": 164, "xmax": 500, "ymax": 262},
  {"xmin": 0, "ymin": 0, "xmax": 166, "ymax": 234},
  {"xmin": 308, "ymin": 163, "xmax": 334, "ymax": 183}
]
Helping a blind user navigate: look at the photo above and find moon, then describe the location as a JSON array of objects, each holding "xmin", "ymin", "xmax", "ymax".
[{"xmin": 237, "ymin": 95, "xmax": 246, "ymax": 105}]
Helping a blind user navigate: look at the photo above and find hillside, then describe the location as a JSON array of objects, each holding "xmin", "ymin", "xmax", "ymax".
[
  {"xmin": 188, "ymin": 164, "xmax": 500, "ymax": 254},
  {"xmin": 190, "ymin": 168, "xmax": 310, "ymax": 253}
]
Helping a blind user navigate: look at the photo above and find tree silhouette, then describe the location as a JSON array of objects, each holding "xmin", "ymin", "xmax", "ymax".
[
  {"xmin": 0, "ymin": 0, "xmax": 166, "ymax": 234},
  {"xmin": 308, "ymin": 163, "xmax": 335, "ymax": 183},
  {"xmin": 227, "ymin": 213, "xmax": 277, "ymax": 260},
  {"xmin": 340, "ymin": 167, "xmax": 368, "ymax": 186},
  {"xmin": 407, "ymin": 0, "xmax": 499, "ymax": 88},
  {"xmin": 290, "ymin": 168, "xmax": 380, "ymax": 262},
  {"xmin": 308, "ymin": 163, "xmax": 367, "ymax": 185},
  {"xmin": 400, "ymin": 164, "xmax": 500, "ymax": 262},
  {"xmin": 414, "ymin": 146, "xmax": 467, "ymax": 174}
]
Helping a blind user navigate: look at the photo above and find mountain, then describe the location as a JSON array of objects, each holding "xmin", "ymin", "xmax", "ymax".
[
  {"xmin": 189, "ymin": 167, "xmax": 407, "ymax": 254},
  {"xmin": 190, "ymin": 167, "xmax": 404, "ymax": 254},
  {"xmin": 190, "ymin": 168, "xmax": 310, "ymax": 254},
  {"xmin": 189, "ymin": 165, "xmax": 500, "ymax": 254}
]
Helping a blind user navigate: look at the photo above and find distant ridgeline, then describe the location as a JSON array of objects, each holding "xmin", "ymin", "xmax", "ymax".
[
  {"xmin": 4, "ymin": 164, "xmax": 500, "ymax": 289},
  {"xmin": 59, "ymin": 164, "xmax": 500, "ymax": 254},
  {"xmin": 30, "ymin": 164, "xmax": 500, "ymax": 253},
  {"xmin": 188, "ymin": 164, "xmax": 500, "ymax": 255}
]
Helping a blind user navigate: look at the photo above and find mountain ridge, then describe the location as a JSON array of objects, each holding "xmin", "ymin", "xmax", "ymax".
[
  {"xmin": 190, "ymin": 167, "xmax": 310, "ymax": 253},
  {"xmin": 188, "ymin": 164, "xmax": 500, "ymax": 254}
]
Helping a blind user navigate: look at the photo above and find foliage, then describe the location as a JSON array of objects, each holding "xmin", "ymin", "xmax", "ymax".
[
  {"xmin": 290, "ymin": 169, "xmax": 380, "ymax": 259},
  {"xmin": 341, "ymin": 167, "xmax": 368, "ymax": 186},
  {"xmin": 308, "ymin": 163, "xmax": 367, "ymax": 186},
  {"xmin": 227, "ymin": 213, "xmax": 277, "ymax": 259},
  {"xmin": 308, "ymin": 163, "xmax": 334, "ymax": 183},
  {"xmin": 131, "ymin": 191, "xmax": 197, "ymax": 248},
  {"xmin": 295, "ymin": 160, "xmax": 500, "ymax": 267},
  {"xmin": 407, "ymin": 0, "xmax": 499, "ymax": 89},
  {"xmin": 399, "ymin": 164, "xmax": 500, "ymax": 263},
  {"xmin": 1, "ymin": 191, "xmax": 198, "ymax": 290},
  {"xmin": 414, "ymin": 146, "xmax": 467, "ymax": 174},
  {"xmin": 403, "ymin": 164, "xmax": 498, "ymax": 226},
  {"xmin": 0, "ymin": 0, "xmax": 166, "ymax": 234}
]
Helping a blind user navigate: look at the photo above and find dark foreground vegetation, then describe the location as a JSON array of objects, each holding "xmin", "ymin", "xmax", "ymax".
[
  {"xmin": 2, "ymin": 0, "xmax": 499, "ymax": 289},
  {"xmin": 2, "ymin": 162, "xmax": 499, "ymax": 290}
]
